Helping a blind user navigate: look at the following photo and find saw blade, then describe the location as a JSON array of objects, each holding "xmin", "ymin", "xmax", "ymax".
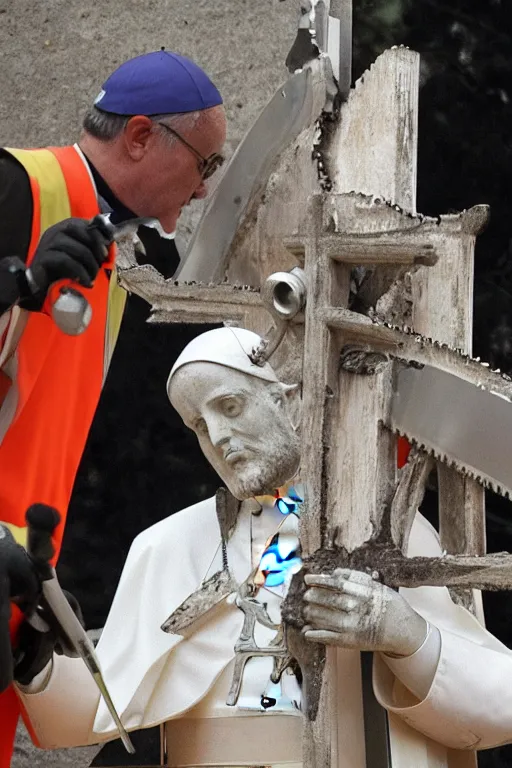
[
  {"xmin": 330, "ymin": 307, "xmax": 512, "ymax": 496},
  {"xmin": 389, "ymin": 362, "xmax": 512, "ymax": 497}
]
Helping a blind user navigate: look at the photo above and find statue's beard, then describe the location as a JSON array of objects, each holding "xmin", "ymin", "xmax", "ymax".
[{"xmin": 223, "ymin": 431, "xmax": 301, "ymax": 500}]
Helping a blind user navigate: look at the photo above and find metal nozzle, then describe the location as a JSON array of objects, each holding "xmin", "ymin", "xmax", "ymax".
[
  {"xmin": 51, "ymin": 287, "xmax": 92, "ymax": 336},
  {"xmin": 50, "ymin": 216, "xmax": 158, "ymax": 337},
  {"xmin": 261, "ymin": 267, "xmax": 307, "ymax": 320}
]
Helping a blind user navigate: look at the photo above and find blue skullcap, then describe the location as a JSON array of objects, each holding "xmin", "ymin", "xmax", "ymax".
[{"xmin": 94, "ymin": 50, "xmax": 223, "ymax": 115}]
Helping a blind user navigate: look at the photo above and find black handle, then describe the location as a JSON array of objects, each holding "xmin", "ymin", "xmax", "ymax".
[
  {"xmin": 87, "ymin": 214, "xmax": 116, "ymax": 246},
  {"xmin": 26, "ymin": 504, "xmax": 61, "ymax": 581}
]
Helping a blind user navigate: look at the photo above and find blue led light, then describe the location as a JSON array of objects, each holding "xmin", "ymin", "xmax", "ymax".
[
  {"xmin": 257, "ymin": 533, "xmax": 302, "ymax": 587},
  {"xmin": 275, "ymin": 487, "xmax": 304, "ymax": 517}
]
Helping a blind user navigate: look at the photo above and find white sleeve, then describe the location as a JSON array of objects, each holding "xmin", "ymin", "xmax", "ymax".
[
  {"xmin": 380, "ymin": 622, "xmax": 441, "ymax": 700},
  {"xmin": 16, "ymin": 654, "xmax": 101, "ymax": 748},
  {"xmin": 373, "ymin": 513, "xmax": 512, "ymax": 750}
]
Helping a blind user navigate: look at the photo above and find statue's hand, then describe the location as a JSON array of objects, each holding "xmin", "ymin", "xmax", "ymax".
[{"xmin": 302, "ymin": 568, "xmax": 428, "ymax": 657}]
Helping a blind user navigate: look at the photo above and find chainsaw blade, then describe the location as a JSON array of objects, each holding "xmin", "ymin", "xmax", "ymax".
[
  {"xmin": 333, "ymin": 309, "xmax": 512, "ymax": 497},
  {"xmin": 389, "ymin": 362, "xmax": 512, "ymax": 497}
]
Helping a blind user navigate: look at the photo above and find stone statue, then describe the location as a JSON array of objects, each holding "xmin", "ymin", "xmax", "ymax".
[{"xmin": 16, "ymin": 327, "xmax": 512, "ymax": 765}]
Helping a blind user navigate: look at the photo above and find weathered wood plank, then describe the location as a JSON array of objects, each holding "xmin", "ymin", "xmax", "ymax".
[
  {"xmin": 390, "ymin": 450, "xmax": 434, "ymax": 551},
  {"xmin": 320, "ymin": 304, "xmax": 512, "ymax": 400},
  {"xmin": 284, "ymin": 550, "xmax": 512, "ymax": 617},
  {"xmin": 410, "ymin": 196, "xmax": 489, "ymax": 620},
  {"xmin": 328, "ymin": 47, "xmax": 419, "ymax": 213},
  {"xmin": 325, "ymin": 238, "xmax": 437, "ymax": 266},
  {"xmin": 296, "ymin": 47, "xmax": 422, "ymax": 768},
  {"xmin": 288, "ymin": 193, "xmax": 351, "ymax": 768},
  {"xmin": 324, "ymin": 47, "xmax": 440, "ymax": 768}
]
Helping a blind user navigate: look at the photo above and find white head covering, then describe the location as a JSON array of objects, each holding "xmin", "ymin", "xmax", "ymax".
[{"xmin": 166, "ymin": 327, "xmax": 278, "ymax": 399}]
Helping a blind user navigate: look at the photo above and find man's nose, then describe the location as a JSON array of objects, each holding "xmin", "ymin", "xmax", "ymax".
[{"xmin": 192, "ymin": 181, "xmax": 208, "ymax": 200}]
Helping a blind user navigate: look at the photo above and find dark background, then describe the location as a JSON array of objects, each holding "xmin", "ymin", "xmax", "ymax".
[{"xmin": 56, "ymin": 2, "xmax": 512, "ymax": 766}]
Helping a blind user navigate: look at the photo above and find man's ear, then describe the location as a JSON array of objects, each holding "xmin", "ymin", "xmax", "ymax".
[
  {"xmin": 123, "ymin": 115, "xmax": 154, "ymax": 160},
  {"xmin": 282, "ymin": 383, "xmax": 301, "ymax": 431}
]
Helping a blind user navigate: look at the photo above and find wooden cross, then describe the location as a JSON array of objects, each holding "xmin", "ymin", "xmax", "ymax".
[{"xmin": 118, "ymin": 10, "xmax": 512, "ymax": 768}]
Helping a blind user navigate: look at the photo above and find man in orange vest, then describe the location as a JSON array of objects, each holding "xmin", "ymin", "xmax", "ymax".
[{"xmin": 0, "ymin": 49, "xmax": 226, "ymax": 766}]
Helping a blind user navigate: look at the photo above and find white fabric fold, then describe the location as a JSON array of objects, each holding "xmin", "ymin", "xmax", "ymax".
[
  {"xmin": 381, "ymin": 623, "xmax": 441, "ymax": 700},
  {"xmin": 93, "ymin": 496, "xmax": 244, "ymax": 734}
]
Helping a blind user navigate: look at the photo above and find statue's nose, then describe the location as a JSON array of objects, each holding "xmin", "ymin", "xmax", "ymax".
[{"xmin": 207, "ymin": 417, "xmax": 232, "ymax": 449}]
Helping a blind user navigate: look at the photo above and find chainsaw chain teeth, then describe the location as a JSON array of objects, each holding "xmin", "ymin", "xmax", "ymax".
[
  {"xmin": 390, "ymin": 425, "xmax": 510, "ymax": 500},
  {"xmin": 367, "ymin": 314, "xmax": 512, "ymax": 397}
]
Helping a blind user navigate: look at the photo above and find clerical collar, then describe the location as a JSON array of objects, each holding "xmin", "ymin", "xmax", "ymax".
[{"xmin": 82, "ymin": 152, "xmax": 138, "ymax": 225}]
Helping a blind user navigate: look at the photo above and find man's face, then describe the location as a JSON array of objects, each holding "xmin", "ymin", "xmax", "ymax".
[
  {"xmin": 132, "ymin": 106, "xmax": 226, "ymax": 233},
  {"xmin": 169, "ymin": 362, "xmax": 301, "ymax": 500}
]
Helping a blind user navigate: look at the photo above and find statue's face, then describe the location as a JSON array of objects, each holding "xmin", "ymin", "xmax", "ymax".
[{"xmin": 169, "ymin": 362, "xmax": 301, "ymax": 500}]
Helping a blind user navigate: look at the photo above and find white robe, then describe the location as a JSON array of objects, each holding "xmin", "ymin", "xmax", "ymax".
[{"xmin": 17, "ymin": 495, "xmax": 512, "ymax": 766}]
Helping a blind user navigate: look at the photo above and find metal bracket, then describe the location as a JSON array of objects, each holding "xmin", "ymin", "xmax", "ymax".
[{"xmin": 226, "ymin": 581, "xmax": 293, "ymax": 706}]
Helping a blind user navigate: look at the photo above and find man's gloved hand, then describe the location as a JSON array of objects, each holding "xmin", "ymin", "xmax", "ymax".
[
  {"xmin": 302, "ymin": 568, "xmax": 428, "ymax": 657},
  {"xmin": 0, "ymin": 521, "xmax": 85, "ymax": 691},
  {"xmin": 0, "ymin": 524, "xmax": 40, "ymax": 693},
  {"xmin": 20, "ymin": 216, "xmax": 113, "ymax": 311},
  {"xmin": 14, "ymin": 590, "xmax": 85, "ymax": 687}
]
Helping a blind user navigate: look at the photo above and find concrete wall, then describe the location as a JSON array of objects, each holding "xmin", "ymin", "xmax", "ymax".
[{"xmin": 0, "ymin": 0, "xmax": 298, "ymax": 238}]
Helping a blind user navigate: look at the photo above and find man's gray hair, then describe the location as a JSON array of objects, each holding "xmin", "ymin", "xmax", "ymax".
[{"xmin": 82, "ymin": 106, "xmax": 201, "ymax": 142}]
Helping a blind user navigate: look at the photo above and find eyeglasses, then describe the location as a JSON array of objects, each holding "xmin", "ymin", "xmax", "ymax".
[{"xmin": 156, "ymin": 121, "xmax": 225, "ymax": 181}]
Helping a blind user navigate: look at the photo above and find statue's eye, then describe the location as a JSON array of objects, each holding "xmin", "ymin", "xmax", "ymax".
[{"xmin": 221, "ymin": 398, "xmax": 242, "ymax": 417}]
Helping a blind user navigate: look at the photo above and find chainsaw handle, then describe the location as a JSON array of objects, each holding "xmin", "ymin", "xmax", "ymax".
[{"xmin": 26, "ymin": 504, "xmax": 60, "ymax": 580}]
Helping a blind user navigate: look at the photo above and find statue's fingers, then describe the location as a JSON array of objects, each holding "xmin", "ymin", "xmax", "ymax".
[
  {"xmin": 339, "ymin": 580, "xmax": 373, "ymax": 599},
  {"xmin": 303, "ymin": 629, "xmax": 344, "ymax": 645},
  {"xmin": 303, "ymin": 587, "xmax": 358, "ymax": 612},
  {"xmin": 331, "ymin": 568, "xmax": 354, "ymax": 580},
  {"xmin": 304, "ymin": 573, "xmax": 340, "ymax": 590},
  {"xmin": 306, "ymin": 569, "xmax": 376, "ymax": 588},
  {"xmin": 303, "ymin": 616, "xmax": 363, "ymax": 648},
  {"xmin": 303, "ymin": 604, "xmax": 338, "ymax": 629},
  {"xmin": 303, "ymin": 604, "xmax": 356, "ymax": 632},
  {"xmin": 342, "ymin": 570, "xmax": 375, "ymax": 586}
]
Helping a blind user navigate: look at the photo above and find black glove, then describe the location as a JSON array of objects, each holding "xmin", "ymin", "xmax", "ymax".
[
  {"xmin": 20, "ymin": 216, "xmax": 113, "ymax": 311},
  {"xmin": 0, "ymin": 525, "xmax": 40, "ymax": 693},
  {"xmin": 0, "ymin": 256, "xmax": 30, "ymax": 314},
  {"xmin": 14, "ymin": 590, "xmax": 85, "ymax": 687},
  {"xmin": 12, "ymin": 504, "xmax": 85, "ymax": 687}
]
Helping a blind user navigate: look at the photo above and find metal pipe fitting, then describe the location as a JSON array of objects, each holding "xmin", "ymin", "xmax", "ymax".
[{"xmin": 261, "ymin": 267, "xmax": 307, "ymax": 320}]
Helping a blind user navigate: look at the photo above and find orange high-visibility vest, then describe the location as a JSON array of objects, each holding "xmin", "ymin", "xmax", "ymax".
[{"xmin": 0, "ymin": 146, "xmax": 126, "ymax": 765}]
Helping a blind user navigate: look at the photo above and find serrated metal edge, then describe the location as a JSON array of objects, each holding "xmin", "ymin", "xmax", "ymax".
[
  {"xmin": 313, "ymin": 114, "xmax": 335, "ymax": 192},
  {"xmin": 120, "ymin": 263, "xmax": 260, "ymax": 293},
  {"xmin": 358, "ymin": 314, "xmax": 512, "ymax": 496},
  {"xmin": 389, "ymin": 424, "xmax": 510, "ymax": 500},
  {"xmin": 367, "ymin": 312, "xmax": 512, "ymax": 394}
]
